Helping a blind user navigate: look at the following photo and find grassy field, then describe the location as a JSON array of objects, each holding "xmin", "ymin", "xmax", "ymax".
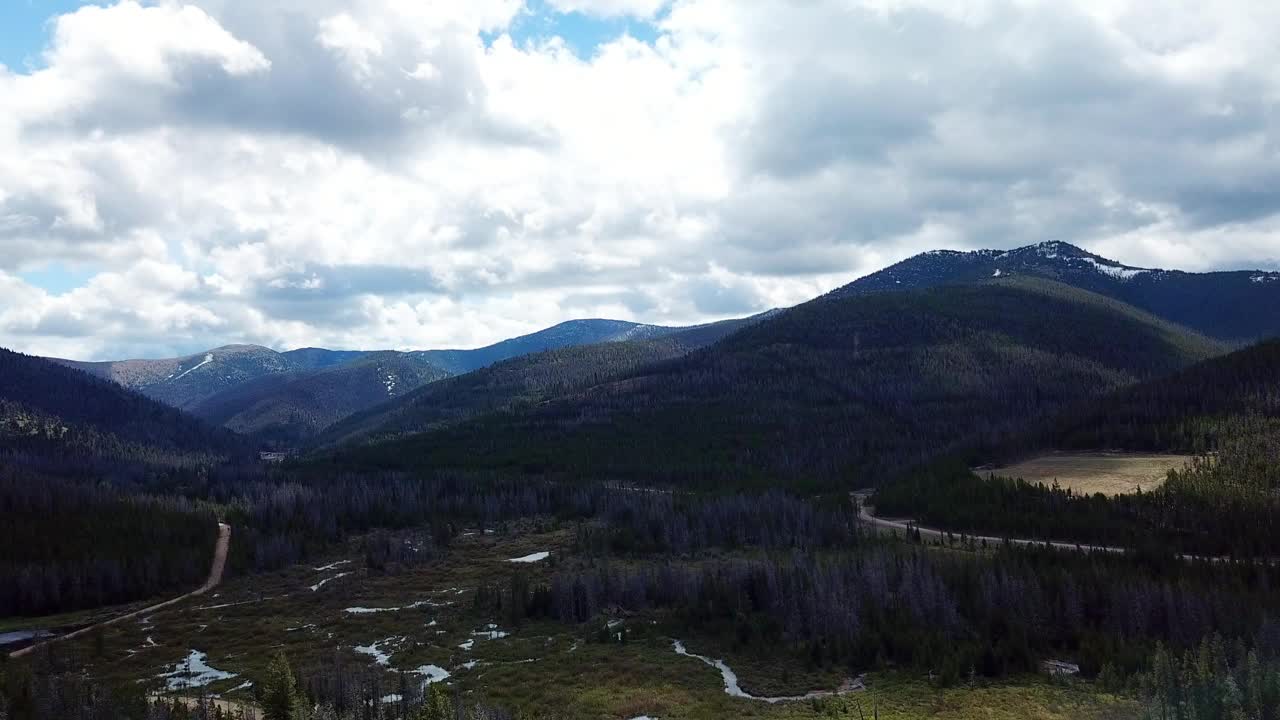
[
  {"xmin": 12, "ymin": 525, "xmax": 1141, "ymax": 719},
  {"xmin": 989, "ymin": 452, "xmax": 1192, "ymax": 496}
]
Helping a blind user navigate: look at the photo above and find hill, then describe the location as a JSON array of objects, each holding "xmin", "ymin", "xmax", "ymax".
[
  {"xmin": 333, "ymin": 278, "xmax": 1223, "ymax": 489},
  {"xmin": 315, "ymin": 313, "xmax": 775, "ymax": 448},
  {"xmin": 833, "ymin": 241, "xmax": 1280, "ymax": 343},
  {"xmin": 190, "ymin": 352, "xmax": 452, "ymax": 444},
  {"xmin": 0, "ymin": 347, "xmax": 245, "ymax": 470}
]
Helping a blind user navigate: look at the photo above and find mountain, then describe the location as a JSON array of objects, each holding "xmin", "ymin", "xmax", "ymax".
[
  {"xmin": 54, "ymin": 344, "xmax": 297, "ymax": 411},
  {"xmin": 0, "ymin": 347, "xmax": 245, "ymax": 469},
  {"xmin": 316, "ymin": 312, "xmax": 776, "ymax": 448},
  {"xmin": 190, "ymin": 352, "xmax": 452, "ymax": 445},
  {"xmin": 48, "ymin": 319, "xmax": 687, "ymax": 416},
  {"xmin": 832, "ymin": 241, "xmax": 1280, "ymax": 343},
  {"xmin": 332, "ymin": 278, "xmax": 1224, "ymax": 489},
  {"xmin": 415, "ymin": 319, "xmax": 681, "ymax": 374}
]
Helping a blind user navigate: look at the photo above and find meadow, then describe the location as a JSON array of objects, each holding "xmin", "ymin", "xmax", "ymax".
[{"xmin": 990, "ymin": 453, "xmax": 1191, "ymax": 495}]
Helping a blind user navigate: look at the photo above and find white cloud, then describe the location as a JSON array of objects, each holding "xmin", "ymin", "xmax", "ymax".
[
  {"xmin": 2, "ymin": 0, "xmax": 1279, "ymax": 360},
  {"xmin": 317, "ymin": 13, "xmax": 384, "ymax": 81}
]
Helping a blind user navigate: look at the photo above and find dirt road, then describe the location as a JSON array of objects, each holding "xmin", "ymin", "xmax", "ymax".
[
  {"xmin": 9, "ymin": 523, "xmax": 231, "ymax": 659},
  {"xmin": 853, "ymin": 491, "xmax": 1131, "ymax": 554},
  {"xmin": 852, "ymin": 492, "xmax": 1277, "ymax": 565}
]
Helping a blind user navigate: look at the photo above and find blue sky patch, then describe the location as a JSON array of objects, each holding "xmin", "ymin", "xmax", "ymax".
[
  {"xmin": 20, "ymin": 263, "xmax": 97, "ymax": 295},
  {"xmin": 495, "ymin": 0, "xmax": 662, "ymax": 56},
  {"xmin": 0, "ymin": 0, "xmax": 92, "ymax": 70}
]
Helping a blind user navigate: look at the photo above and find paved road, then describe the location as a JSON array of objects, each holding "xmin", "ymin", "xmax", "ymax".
[{"xmin": 10, "ymin": 523, "xmax": 231, "ymax": 659}]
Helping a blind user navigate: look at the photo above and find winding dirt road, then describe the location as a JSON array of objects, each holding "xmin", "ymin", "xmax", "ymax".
[
  {"xmin": 853, "ymin": 491, "xmax": 1130, "ymax": 555},
  {"xmin": 853, "ymin": 492, "xmax": 1279, "ymax": 565},
  {"xmin": 9, "ymin": 523, "xmax": 231, "ymax": 659}
]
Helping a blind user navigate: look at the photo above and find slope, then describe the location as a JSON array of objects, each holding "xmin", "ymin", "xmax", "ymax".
[
  {"xmin": 316, "ymin": 313, "xmax": 775, "ymax": 448},
  {"xmin": 832, "ymin": 241, "xmax": 1280, "ymax": 343},
  {"xmin": 334, "ymin": 278, "xmax": 1223, "ymax": 489},
  {"xmin": 416, "ymin": 318, "xmax": 682, "ymax": 374},
  {"xmin": 0, "ymin": 347, "xmax": 246, "ymax": 469},
  {"xmin": 1048, "ymin": 337, "xmax": 1280, "ymax": 454}
]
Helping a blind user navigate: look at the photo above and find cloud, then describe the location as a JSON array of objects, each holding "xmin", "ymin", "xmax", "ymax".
[{"xmin": 2, "ymin": 0, "xmax": 1279, "ymax": 359}]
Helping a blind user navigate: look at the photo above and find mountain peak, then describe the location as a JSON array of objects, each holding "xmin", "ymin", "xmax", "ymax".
[
  {"xmin": 1010, "ymin": 240, "xmax": 1094, "ymax": 260},
  {"xmin": 206, "ymin": 344, "xmax": 277, "ymax": 355}
]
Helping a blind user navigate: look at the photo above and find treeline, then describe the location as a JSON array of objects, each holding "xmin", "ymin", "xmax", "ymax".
[
  {"xmin": 574, "ymin": 490, "xmax": 856, "ymax": 555},
  {"xmin": 0, "ymin": 468, "xmax": 218, "ymax": 616},
  {"xmin": 216, "ymin": 472, "xmax": 858, "ymax": 574},
  {"xmin": 1, "ymin": 452, "xmax": 858, "ymax": 616},
  {"xmin": 1138, "ymin": 635, "xmax": 1280, "ymax": 720},
  {"xmin": 496, "ymin": 545, "xmax": 1280, "ymax": 684},
  {"xmin": 875, "ymin": 417, "xmax": 1280, "ymax": 557}
]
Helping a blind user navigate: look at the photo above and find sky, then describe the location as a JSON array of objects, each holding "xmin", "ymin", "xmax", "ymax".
[{"xmin": 1, "ymin": 1, "xmax": 1279, "ymax": 360}]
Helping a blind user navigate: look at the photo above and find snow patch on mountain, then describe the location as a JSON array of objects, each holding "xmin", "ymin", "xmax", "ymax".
[
  {"xmin": 171, "ymin": 354, "xmax": 214, "ymax": 382},
  {"xmin": 1078, "ymin": 257, "xmax": 1149, "ymax": 281}
]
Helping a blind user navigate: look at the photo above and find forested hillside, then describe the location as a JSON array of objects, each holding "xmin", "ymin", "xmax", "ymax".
[
  {"xmin": 1048, "ymin": 339, "xmax": 1280, "ymax": 453},
  {"xmin": 317, "ymin": 313, "xmax": 773, "ymax": 448},
  {"xmin": 333, "ymin": 279, "xmax": 1223, "ymax": 489},
  {"xmin": 0, "ymin": 348, "xmax": 245, "ymax": 469},
  {"xmin": 0, "ymin": 350, "xmax": 247, "ymax": 616},
  {"xmin": 0, "ymin": 468, "xmax": 218, "ymax": 616},
  {"xmin": 835, "ymin": 241, "xmax": 1280, "ymax": 343}
]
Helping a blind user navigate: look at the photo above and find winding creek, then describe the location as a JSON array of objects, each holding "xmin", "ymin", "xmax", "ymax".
[{"xmin": 672, "ymin": 639, "xmax": 865, "ymax": 703}]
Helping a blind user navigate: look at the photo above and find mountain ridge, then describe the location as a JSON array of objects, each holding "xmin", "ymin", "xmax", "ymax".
[{"xmin": 832, "ymin": 241, "xmax": 1280, "ymax": 342}]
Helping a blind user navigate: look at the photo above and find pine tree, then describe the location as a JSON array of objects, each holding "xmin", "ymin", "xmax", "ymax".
[
  {"xmin": 415, "ymin": 683, "xmax": 451, "ymax": 720},
  {"xmin": 262, "ymin": 651, "xmax": 299, "ymax": 720}
]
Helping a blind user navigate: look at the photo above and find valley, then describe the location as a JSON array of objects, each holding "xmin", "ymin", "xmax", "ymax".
[{"xmin": 5, "ymin": 242, "xmax": 1280, "ymax": 720}]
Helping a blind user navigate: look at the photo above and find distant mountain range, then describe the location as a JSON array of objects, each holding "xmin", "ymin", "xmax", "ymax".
[
  {"xmin": 46, "ymin": 318, "xmax": 714, "ymax": 443},
  {"xmin": 834, "ymin": 240, "xmax": 1280, "ymax": 343},
  {"xmin": 188, "ymin": 352, "xmax": 454, "ymax": 445}
]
